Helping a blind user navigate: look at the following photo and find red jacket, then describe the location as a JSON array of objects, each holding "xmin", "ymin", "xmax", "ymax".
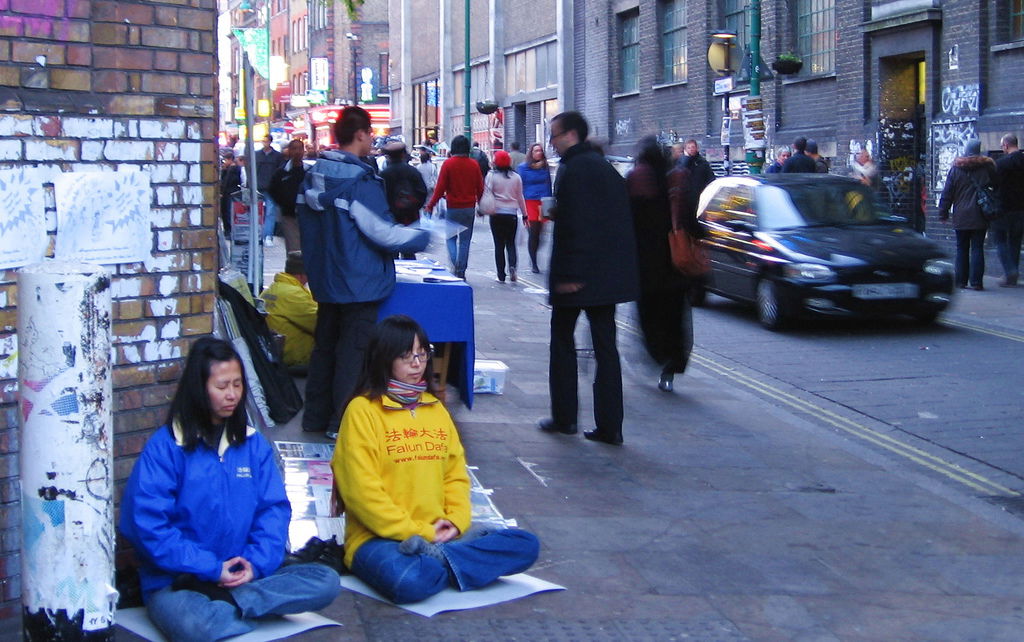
[{"xmin": 427, "ymin": 155, "xmax": 484, "ymax": 210}]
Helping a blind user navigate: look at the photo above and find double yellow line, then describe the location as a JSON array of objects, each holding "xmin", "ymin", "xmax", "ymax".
[
  {"xmin": 612, "ymin": 317, "xmax": 1018, "ymax": 497},
  {"xmin": 516, "ymin": 275, "xmax": 1020, "ymax": 496}
]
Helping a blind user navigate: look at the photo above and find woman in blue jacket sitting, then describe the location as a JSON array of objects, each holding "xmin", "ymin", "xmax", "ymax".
[{"xmin": 120, "ymin": 337, "xmax": 340, "ymax": 642}]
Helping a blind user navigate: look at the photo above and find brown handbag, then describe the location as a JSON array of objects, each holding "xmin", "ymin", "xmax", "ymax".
[{"xmin": 668, "ymin": 227, "xmax": 709, "ymax": 276}]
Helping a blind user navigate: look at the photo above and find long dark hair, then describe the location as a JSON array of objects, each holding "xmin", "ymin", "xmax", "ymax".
[
  {"xmin": 527, "ymin": 143, "xmax": 547, "ymax": 170},
  {"xmin": 167, "ymin": 337, "xmax": 249, "ymax": 450},
  {"xmin": 355, "ymin": 315, "xmax": 438, "ymax": 401},
  {"xmin": 450, "ymin": 135, "xmax": 470, "ymax": 156},
  {"xmin": 636, "ymin": 135, "xmax": 669, "ymax": 193}
]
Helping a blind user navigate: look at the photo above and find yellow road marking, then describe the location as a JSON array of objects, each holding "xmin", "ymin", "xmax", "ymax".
[
  {"xmin": 612, "ymin": 318, "xmax": 1019, "ymax": 497},
  {"xmin": 941, "ymin": 317, "xmax": 1024, "ymax": 343}
]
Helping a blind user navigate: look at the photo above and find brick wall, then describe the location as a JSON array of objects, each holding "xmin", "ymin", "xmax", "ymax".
[{"xmin": 0, "ymin": 0, "xmax": 219, "ymax": 618}]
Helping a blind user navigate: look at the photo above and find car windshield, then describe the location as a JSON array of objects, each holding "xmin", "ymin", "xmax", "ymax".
[{"xmin": 758, "ymin": 183, "xmax": 890, "ymax": 230}]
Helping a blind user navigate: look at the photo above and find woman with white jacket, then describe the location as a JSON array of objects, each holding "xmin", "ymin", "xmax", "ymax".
[{"xmin": 482, "ymin": 150, "xmax": 529, "ymax": 282}]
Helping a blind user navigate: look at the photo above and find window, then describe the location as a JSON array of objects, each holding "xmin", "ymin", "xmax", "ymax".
[
  {"xmin": 796, "ymin": 0, "xmax": 835, "ymax": 74},
  {"xmin": 723, "ymin": 0, "xmax": 749, "ymax": 64},
  {"xmin": 619, "ymin": 11, "xmax": 639, "ymax": 93},
  {"xmin": 504, "ymin": 42, "xmax": 557, "ymax": 95},
  {"xmin": 660, "ymin": 0, "xmax": 687, "ymax": 83},
  {"xmin": 1013, "ymin": 0, "xmax": 1024, "ymax": 40}
]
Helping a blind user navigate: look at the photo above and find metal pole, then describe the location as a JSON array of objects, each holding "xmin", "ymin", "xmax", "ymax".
[
  {"xmin": 244, "ymin": 52, "xmax": 264, "ymax": 295},
  {"xmin": 18, "ymin": 261, "xmax": 114, "ymax": 640},
  {"xmin": 745, "ymin": 0, "xmax": 764, "ymax": 173},
  {"xmin": 723, "ymin": 94, "xmax": 730, "ymax": 176},
  {"xmin": 463, "ymin": 0, "xmax": 471, "ymax": 137}
]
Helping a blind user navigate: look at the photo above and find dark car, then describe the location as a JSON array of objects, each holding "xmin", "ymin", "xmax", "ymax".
[{"xmin": 693, "ymin": 174, "xmax": 954, "ymax": 329}]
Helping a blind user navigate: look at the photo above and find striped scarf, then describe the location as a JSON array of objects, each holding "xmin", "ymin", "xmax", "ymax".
[{"xmin": 387, "ymin": 378, "xmax": 427, "ymax": 408}]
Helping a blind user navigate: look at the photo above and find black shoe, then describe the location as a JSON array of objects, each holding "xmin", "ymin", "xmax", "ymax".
[
  {"xmin": 538, "ymin": 418, "xmax": 577, "ymax": 435},
  {"xmin": 658, "ymin": 372, "xmax": 674, "ymax": 392},
  {"xmin": 509, "ymin": 268, "xmax": 517, "ymax": 282},
  {"xmin": 531, "ymin": 265, "xmax": 541, "ymax": 274},
  {"xmin": 284, "ymin": 536, "xmax": 347, "ymax": 574},
  {"xmin": 583, "ymin": 429, "xmax": 623, "ymax": 445}
]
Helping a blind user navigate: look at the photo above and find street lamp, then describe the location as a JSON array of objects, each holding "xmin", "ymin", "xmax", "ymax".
[
  {"xmin": 708, "ymin": 30, "xmax": 736, "ymax": 175},
  {"xmin": 346, "ymin": 32, "xmax": 359, "ymax": 104}
]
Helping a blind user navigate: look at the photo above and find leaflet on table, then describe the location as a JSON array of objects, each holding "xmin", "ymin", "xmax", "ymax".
[{"xmin": 275, "ymin": 441, "xmax": 335, "ymax": 460}]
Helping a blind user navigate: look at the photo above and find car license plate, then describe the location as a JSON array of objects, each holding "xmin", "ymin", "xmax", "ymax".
[{"xmin": 852, "ymin": 283, "xmax": 918, "ymax": 299}]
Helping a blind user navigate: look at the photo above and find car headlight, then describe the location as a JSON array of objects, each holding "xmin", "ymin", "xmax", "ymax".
[
  {"xmin": 923, "ymin": 259, "xmax": 953, "ymax": 276},
  {"xmin": 782, "ymin": 263, "xmax": 836, "ymax": 281}
]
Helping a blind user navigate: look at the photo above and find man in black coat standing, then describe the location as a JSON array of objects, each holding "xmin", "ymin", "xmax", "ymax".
[
  {"xmin": 993, "ymin": 133, "xmax": 1024, "ymax": 286},
  {"xmin": 782, "ymin": 136, "xmax": 818, "ymax": 173},
  {"xmin": 538, "ymin": 111, "xmax": 639, "ymax": 445}
]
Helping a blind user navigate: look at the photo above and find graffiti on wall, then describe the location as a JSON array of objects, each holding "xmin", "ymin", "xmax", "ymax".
[
  {"xmin": 930, "ymin": 83, "xmax": 979, "ymax": 206},
  {"xmin": 614, "ymin": 118, "xmax": 632, "ymax": 138}
]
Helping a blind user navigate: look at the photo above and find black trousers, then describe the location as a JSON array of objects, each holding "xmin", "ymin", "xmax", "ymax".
[
  {"xmin": 303, "ymin": 301, "xmax": 379, "ymax": 433},
  {"xmin": 549, "ymin": 304, "xmax": 623, "ymax": 435},
  {"xmin": 488, "ymin": 215, "xmax": 519, "ymax": 279},
  {"xmin": 636, "ymin": 287, "xmax": 693, "ymax": 374}
]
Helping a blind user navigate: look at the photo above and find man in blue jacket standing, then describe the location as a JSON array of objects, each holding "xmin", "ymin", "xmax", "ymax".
[{"xmin": 297, "ymin": 106, "xmax": 430, "ymax": 437}]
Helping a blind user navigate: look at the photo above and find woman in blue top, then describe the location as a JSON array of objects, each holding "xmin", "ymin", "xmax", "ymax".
[
  {"xmin": 120, "ymin": 337, "xmax": 340, "ymax": 642},
  {"xmin": 516, "ymin": 143, "xmax": 554, "ymax": 273}
]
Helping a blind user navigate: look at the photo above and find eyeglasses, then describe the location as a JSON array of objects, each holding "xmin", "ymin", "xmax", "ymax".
[
  {"xmin": 399, "ymin": 345, "xmax": 434, "ymax": 365},
  {"xmin": 549, "ymin": 130, "xmax": 565, "ymax": 142}
]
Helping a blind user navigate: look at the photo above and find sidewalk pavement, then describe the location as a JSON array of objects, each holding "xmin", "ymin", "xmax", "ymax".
[{"xmin": 238, "ymin": 221, "xmax": 1024, "ymax": 639}]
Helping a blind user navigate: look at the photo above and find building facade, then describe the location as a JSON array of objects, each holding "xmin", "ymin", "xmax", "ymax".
[{"xmin": 0, "ymin": 0, "xmax": 220, "ymax": 618}]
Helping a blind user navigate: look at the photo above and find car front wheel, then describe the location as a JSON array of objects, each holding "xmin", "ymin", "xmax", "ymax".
[{"xmin": 756, "ymin": 279, "xmax": 788, "ymax": 330}]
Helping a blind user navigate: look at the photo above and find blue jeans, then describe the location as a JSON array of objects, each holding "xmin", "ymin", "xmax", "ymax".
[
  {"xmin": 261, "ymin": 193, "xmax": 280, "ymax": 238},
  {"xmin": 990, "ymin": 215, "xmax": 1023, "ymax": 281},
  {"xmin": 146, "ymin": 563, "xmax": 340, "ymax": 642},
  {"xmin": 444, "ymin": 207, "xmax": 476, "ymax": 276},
  {"xmin": 954, "ymin": 229, "xmax": 987, "ymax": 287},
  {"xmin": 350, "ymin": 528, "xmax": 539, "ymax": 604}
]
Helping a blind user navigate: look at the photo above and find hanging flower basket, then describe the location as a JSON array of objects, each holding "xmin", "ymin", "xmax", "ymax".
[
  {"xmin": 476, "ymin": 100, "xmax": 499, "ymax": 115},
  {"xmin": 771, "ymin": 57, "xmax": 803, "ymax": 75}
]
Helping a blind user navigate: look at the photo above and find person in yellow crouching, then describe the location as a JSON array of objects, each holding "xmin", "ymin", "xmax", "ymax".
[
  {"xmin": 260, "ymin": 251, "xmax": 317, "ymax": 371},
  {"xmin": 331, "ymin": 315, "xmax": 539, "ymax": 604}
]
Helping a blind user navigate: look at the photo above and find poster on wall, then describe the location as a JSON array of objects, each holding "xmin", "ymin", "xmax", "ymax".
[
  {"xmin": 0, "ymin": 168, "xmax": 49, "ymax": 270},
  {"xmin": 54, "ymin": 172, "xmax": 152, "ymax": 264}
]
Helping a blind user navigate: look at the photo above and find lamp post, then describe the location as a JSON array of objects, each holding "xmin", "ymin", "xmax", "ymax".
[
  {"xmin": 346, "ymin": 32, "xmax": 360, "ymax": 104},
  {"xmin": 708, "ymin": 30, "xmax": 737, "ymax": 175},
  {"xmin": 744, "ymin": 0, "xmax": 765, "ymax": 174}
]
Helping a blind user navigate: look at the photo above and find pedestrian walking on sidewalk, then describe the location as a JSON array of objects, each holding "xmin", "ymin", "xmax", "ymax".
[
  {"xmin": 993, "ymin": 133, "xmax": 1024, "ymax": 286},
  {"xmin": 938, "ymin": 138, "xmax": 996, "ymax": 290},
  {"xmin": 484, "ymin": 150, "xmax": 529, "ymax": 282},
  {"xmin": 297, "ymin": 106, "xmax": 430, "ymax": 437},
  {"xmin": 425, "ymin": 135, "xmax": 485, "ymax": 279},
  {"xmin": 332, "ymin": 315, "xmax": 539, "ymax": 604},
  {"xmin": 517, "ymin": 143, "xmax": 554, "ymax": 273},
  {"xmin": 119, "ymin": 338, "xmax": 341, "ymax": 642},
  {"xmin": 538, "ymin": 111, "xmax": 639, "ymax": 446},
  {"xmin": 627, "ymin": 136, "xmax": 697, "ymax": 393}
]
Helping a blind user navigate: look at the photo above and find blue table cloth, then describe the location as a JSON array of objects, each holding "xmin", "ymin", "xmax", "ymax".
[{"xmin": 378, "ymin": 262, "xmax": 475, "ymax": 408}]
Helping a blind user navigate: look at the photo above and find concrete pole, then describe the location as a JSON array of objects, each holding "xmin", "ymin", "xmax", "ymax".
[
  {"xmin": 18, "ymin": 262, "xmax": 114, "ymax": 640},
  {"xmin": 400, "ymin": 0, "xmax": 413, "ymax": 140}
]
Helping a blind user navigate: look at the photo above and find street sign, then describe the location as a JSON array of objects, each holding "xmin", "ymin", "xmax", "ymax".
[
  {"xmin": 714, "ymin": 76, "xmax": 734, "ymax": 96},
  {"xmin": 310, "ymin": 58, "xmax": 329, "ymax": 91}
]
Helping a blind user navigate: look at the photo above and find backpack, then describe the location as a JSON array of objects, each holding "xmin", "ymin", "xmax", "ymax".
[
  {"xmin": 390, "ymin": 170, "xmax": 427, "ymax": 213},
  {"xmin": 968, "ymin": 173, "xmax": 1003, "ymax": 221}
]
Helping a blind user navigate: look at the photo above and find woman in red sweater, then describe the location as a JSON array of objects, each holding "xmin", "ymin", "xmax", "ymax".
[{"xmin": 425, "ymin": 135, "xmax": 485, "ymax": 279}]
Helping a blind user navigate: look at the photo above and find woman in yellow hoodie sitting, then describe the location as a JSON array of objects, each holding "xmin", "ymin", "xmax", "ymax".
[{"xmin": 331, "ymin": 315, "xmax": 539, "ymax": 603}]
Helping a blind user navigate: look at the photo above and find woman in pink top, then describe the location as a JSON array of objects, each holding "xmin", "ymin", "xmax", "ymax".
[{"xmin": 483, "ymin": 151, "xmax": 529, "ymax": 282}]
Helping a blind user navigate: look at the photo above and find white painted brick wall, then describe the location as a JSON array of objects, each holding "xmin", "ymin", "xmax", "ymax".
[
  {"xmin": 182, "ymin": 185, "xmax": 203, "ymax": 205},
  {"xmin": 81, "ymin": 141, "xmax": 105, "ymax": 161},
  {"xmin": 139, "ymin": 120, "xmax": 186, "ymax": 139},
  {"xmin": 179, "ymin": 142, "xmax": 201, "ymax": 163},
  {"xmin": 156, "ymin": 142, "xmax": 179, "ymax": 162},
  {"xmin": 155, "ymin": 230, "xmax": 175, "ymax": 251},
  {"xmin": 25, "ymin": 140, "xmax": 77, "ymax": 161},
  {"xmin": 155, "ymin": 186, "xmax": 177, "ymax": 205},
  {"xmin": 104, "ymin": 140, "xmax": 154, "ymax": 161},
  {"xmin": 0, "ymin": 115, "xmax": 35, "ymax": 136},
  {"xmin": 62, "ymin": 117, "xmax": 115, "ymax": 139},
  {"xmin": 0, "ymin": 141, "xmax": 22, "ymax": 161}
]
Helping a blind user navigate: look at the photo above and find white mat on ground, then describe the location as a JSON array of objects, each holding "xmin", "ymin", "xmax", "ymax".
[
  {"xmin": 339, "ymin": 572, "xmax": 564, "ymax": 617},
  {"xmin": 116, "ymin": 608, "xmax": 341, "ymax": 642}
]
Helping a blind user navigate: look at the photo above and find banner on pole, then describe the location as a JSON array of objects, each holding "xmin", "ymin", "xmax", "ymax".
[{"xmin": 233, "ymin": 28, "xmax": 270, "ymax": 79}]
